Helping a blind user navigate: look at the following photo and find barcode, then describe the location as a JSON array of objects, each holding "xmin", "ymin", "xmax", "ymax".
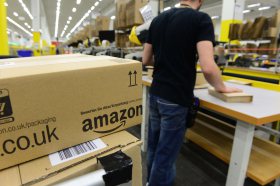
[{"xmin": 49, "ymin": 138, "xmax": 107, "ymax": 166}]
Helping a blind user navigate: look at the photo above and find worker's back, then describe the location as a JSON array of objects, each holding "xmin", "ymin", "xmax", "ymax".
[{"xmin": 147, "ymin": 7, "xmax": 215, "ymax": 106}]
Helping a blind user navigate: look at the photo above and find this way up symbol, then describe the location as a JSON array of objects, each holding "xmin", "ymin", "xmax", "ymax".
[{"xmin": 128, "ymin": 70, "xmax": 138, "ymax": 87}]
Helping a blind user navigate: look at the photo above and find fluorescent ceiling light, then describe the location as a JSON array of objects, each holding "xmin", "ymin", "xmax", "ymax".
[
  {"xmin": 13, "ymin": 12, "xmax": 19, "ymax": 17},
  {"xmin": 66, "ymin": 0, "xmax": 104, "ymax": 39},
  {"xmin": 4, "ymin": 2, "xmax": 8, "ymax": 6},
  {"xmin": 7, "ymin": 17, "xmax": 32, "ymax": 36},
  {"xmin": 258, "ymin": 6, "xmax": 271, "ymax": 11},
  {"xmin": 31, "ymin": 29, "xmax": 34, "ymax": 31},
  {"xmin": 243, "ymin": 10, "xmax": 251, "ymax": 14},
  {"xmin": 247, "ymin": 3, "xmax": 261, "ymax": 8},
  {"xmin": 54, "ymin": 0, "xmax": 62, "ymax": 38},
  {"xmin": 72, "ymin": 7, "xmax": 77, "ymax": 12},
  {"xmin": 68, "ymin": 11, "xmax": 91, "ymax": 36},
  {"xmin": 111, "ymin": 15, "xmax": 116, "ymax": 20},
  {"xmin": 18, "ymin": 0, "xmax": 33, "ymax": 20},
  {"xmin": 18, "ymin": 16, "xmax": 25, "ymax": 21},
  {"xmin": 69, "ymin": 16, "xmax": 72, "ymax": 20},
  {"xmin": 67, "ymin": 20, "xmax": 70, "ymax": 24},
  {"xmin": 175, "ymin": 3, "xmax": 180, "ymax": 8},
  {"xmin": 61, "ymin": 30, "xmax": 65, "ymax": 37},
  {"xmin": 211, "ymin": 16, "xmax": 220, "ymax": 19},
  {"xmin": 76, "ymin": 0, "xmax": 81, "ymax": 5},
  {"xmin": 164, "ymin": 7, "xmax": 171, "ymax": 11}
]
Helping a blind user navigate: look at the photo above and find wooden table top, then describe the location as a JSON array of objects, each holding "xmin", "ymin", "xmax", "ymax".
[{"xmin": 142, "ymin": 76, "xmax": 280, "ymax": 125}]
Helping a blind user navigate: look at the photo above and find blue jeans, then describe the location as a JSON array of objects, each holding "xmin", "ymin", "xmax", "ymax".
[{"xmin": 147, "ymin": 94, "xmax": 189, "ymax": 186}]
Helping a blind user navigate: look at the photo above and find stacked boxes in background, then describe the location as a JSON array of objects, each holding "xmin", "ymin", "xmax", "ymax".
[
  {"xmin": 115, "ymin": 0, "xmax": 148, "ymax": 48},
  {"xmin": 228, "ymin": 11, "xmax": 280, "ymax": 57},
  {"xmin": 96, "ymin": 16, "xmax": 110, "ymax": 32},
  {"xmin": 0, "ymin": 55, "xmax": 142, "ymax": 173},
  {"xmin": 126, "ymin": 0, "xmax": 148, "ymax": 26},
  {"xmin": 116, "ymin": 33, "xmax": 137, "ymax": 48},
  {"xmin": 116, "ymin": 33, "xmax": 128, "ymax": 48},
  {"xmin": 249, "ymin": 17, "xmax": 267, "ymax": 39},
  {"xmin": 116, "ymin": 0, "xmax": 128, "ymax": 28}
]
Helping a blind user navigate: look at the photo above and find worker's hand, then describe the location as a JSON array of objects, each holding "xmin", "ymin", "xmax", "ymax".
[{"xmin": 216, "ymin": 86, "xmax": 243, "ymax": 93}]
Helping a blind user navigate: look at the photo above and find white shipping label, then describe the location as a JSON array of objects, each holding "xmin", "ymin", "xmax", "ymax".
[
  {"xmin": 49, "ymin": 138, "xmax": 107, "ymax": 166},
  {"xmin": 140, "ymin": 5, "xmax": 154, "ymax": 23}
]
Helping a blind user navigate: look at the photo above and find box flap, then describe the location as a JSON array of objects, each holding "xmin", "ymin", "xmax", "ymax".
[
  {"xmin": 19, "ymin": 131, "xmax": 141, "ymax": 185},
  {"xmin": 0, "ymin": 166, "xmax": 21, "ymax": 186},
  {"xmin": 0, "ymin": 55, "xmax": 140, "ymax": 79}
]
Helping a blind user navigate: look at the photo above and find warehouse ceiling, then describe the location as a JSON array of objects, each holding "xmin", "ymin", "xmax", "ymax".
[
  {"xmin": 5, "ymin": 0, "xmax": 280, "ymax": 41},
  {"xmin": 6, "ymin": 0, "xmax": 115, "ymax": 40}
]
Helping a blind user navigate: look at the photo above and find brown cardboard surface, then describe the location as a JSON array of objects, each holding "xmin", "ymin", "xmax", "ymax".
[
  {"xmin": 0, "ymin": 131, "xmax": 142, "ymax": 186},
  {"xmin": 0, "ymin": 54, "xmax": 85, "ymax": 63},
  {"xmin": 116, "ymin": 0, "xmax": 128, "ymax": 28},
  {"xmin": 269, "ymin": 10, "xmax": 280, "ymax": 28},
  {"xmin": 21, "ymin": 131, "xmax": 142, "ymax": 186},
  {"xmin": 208, "ymin": 87, "xmax": 253, "ymax": 103},
  {"xmin": 241, "ymin": 21, "xmax": 253, "ymax": 40},
  {"xmin": 196, "ymin": 72, "xmax": 207, "ymax": 85},
  {"xmin": 0, "ymin": 166, "xmax": 21, "ymax": 186},
  {"xmin": 126, "ymin": 0, "xmax": 147, "ymax": 26},
  {"xmin": 96, "ymin": 16, "xmax": 110, "ymax": 31},
  {"xmin": 0, "ymin": 55, "xmax": 142, "ymax": 170},
  {"xmin": 250, "ymin": 17, "xmax": 267, "ymax": 39}
]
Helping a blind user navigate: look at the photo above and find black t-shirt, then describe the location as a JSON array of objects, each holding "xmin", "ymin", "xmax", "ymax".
[{"xmin": 147, "ymin": 7, "xmax": 215, "ymax": 107}]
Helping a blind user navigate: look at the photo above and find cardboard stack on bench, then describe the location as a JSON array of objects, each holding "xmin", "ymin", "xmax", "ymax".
[{"xmin": 0, "ymin": 54, "xmax": 143, "ymax": 186}]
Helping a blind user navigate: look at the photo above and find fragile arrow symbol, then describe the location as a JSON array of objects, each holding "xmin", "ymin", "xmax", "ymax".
[
  {"xmin": 128, "ymin": 71, "xmax": 132, "ymax": 86},
  {"xmin": 133, "ymin": 70, "xmax": 137, "ymax": 86}
]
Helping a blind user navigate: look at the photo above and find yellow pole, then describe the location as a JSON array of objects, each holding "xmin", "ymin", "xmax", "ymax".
[
  {"xmin": 33, "ymin": 31, "xmax": 41, "ymax": 56},
  {"xmin": 0, "ymin": 0, "xmax": 9, "ymax": 55}
]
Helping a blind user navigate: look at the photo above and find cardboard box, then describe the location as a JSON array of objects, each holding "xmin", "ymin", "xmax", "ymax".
[
  {"xmin": 263, "ymin": 27, "xmax": 278, "ymax": 38},
  {"xmin": 208, "ymin": 87, "xmax": 253, "ymax": 103},
  {"xmin": 96, "ymin": 16, "xmax": 110, "ymax": 32},
  {"xmin": 0, "ymin": 55, "xmax": 142, "ymax": 170},
  {"xmin": 249, "ymin": 17, "xmax": 267, "ymax": 39},
  {"xmin": 241, "ymin": 21, "xmax": 253, "ymax": 40},
  {"xmin": 116, "ymin": 0, "xmax": 128, "ymax": 28},
  {"xmin": 269, "ymin": 10, "xmax": 280, "ymax": 28},
  {"xmin": 196, "ymin": 72, "xmax": 207, "ymax": 85},
  {"xmin": 229, "ymin": 23, "xmax": 241, "ymax": 40},
  {"xmin": 116, "ymin": 33, "xmax": 135, "ymax": 48},
  {"xmin": 126, "ymin": 0, "xmax": 148, "ymax": 26},
  {"xmin": 0, "ymin": 131, "xmax": 142, "ymax": 186}
]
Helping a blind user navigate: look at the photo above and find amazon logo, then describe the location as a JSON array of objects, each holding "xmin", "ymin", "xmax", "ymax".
[{"xmin": 82, "ymin": 105, "xmax": 142, "ymax": 133}]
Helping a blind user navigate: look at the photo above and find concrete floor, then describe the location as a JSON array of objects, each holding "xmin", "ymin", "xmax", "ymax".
[{"xmin": 127, "ymin": 125, "xmax": 275, "ymax": 186}]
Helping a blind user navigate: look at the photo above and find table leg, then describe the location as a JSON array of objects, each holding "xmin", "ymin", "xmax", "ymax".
[
  {"xmin": 141, "ymin": 86, "xmax": 149, "ymax": 152},
  {"xmin": 226, "ymin": 120, "xmax": 255, "ymax": 186}
]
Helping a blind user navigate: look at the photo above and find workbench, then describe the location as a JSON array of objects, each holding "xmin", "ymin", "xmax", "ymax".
[{"xmin": 141, "ymin": 76, "xmax": 280, "ymax": 186}]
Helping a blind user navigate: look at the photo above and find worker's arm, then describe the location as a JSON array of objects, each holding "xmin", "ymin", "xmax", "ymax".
[
  {"xmin": 197, "ymin": 41, "xmax": 241, "ymax": 93},
  {"xmin": 143, "ymin": 43, "xmax": 154, "ymax": 66}
]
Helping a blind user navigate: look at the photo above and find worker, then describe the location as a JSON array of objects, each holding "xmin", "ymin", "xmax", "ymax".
[{"xmin": 143, "ymin": 0, "xmax": 242, "ymax": 185}]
